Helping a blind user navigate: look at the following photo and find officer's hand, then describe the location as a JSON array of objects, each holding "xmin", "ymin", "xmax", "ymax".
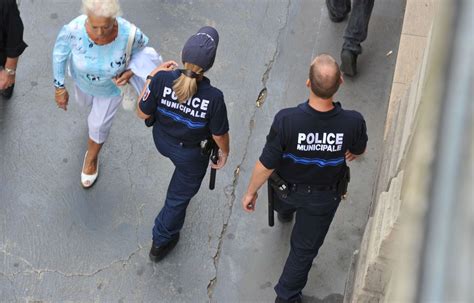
[
  {"xmin": 242, "ymin": 192, "xmax": 258, "ymax": 213},
  {"xmin": 345, "ymin": 150, "xmax": 358, "ymax": 162},
  {"xmin": 113, "ymin": 69, "xmax": 134, "ymax": 86},
  {"xmin": 55, "ymin": 88, "xmax": 69, "ymax": 111},
  {"xmin": 211, "ymin": 151, "xmax": 228, "ymax": 170},
  {"xmin": 149, "ymin": 60, "xmax": 179, "ymax": 77},
  {"xmin": 0, "ymin": 69, "xmax": 15, "ymax": 90},
  {"xmin": 159, "ymin": 60, "xmax": 179, "ymax": 71}
]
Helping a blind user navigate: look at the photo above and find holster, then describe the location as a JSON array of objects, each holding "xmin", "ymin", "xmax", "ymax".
[
  {"xmin": 202, "ymin": 138, "xmax": 219, "ymax": 190},
  {"xmin": 336, "ymin": 165, "xmax": 351, "ymax": 198},
  {"xmin": 267, "ymin": 171, "xmax": 289, "ymax": 227},
  {"xmin": 268, "ymin": 171, "xmax": 290, "ymax": 199},
  {"xmin": 200, "ymin": 138, "xmax": 216, "ymax": 156}
]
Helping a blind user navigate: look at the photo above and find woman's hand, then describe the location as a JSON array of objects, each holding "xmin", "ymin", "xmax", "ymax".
[
  {"xmin": 211, "ymin": 151, "xmax": 228, "ymax": 170},
  {"xmin": 113, "ymin": 69, "xmax": 134, "ymax": 87},
  {"xmin": 148, "ymin": 60, "xmax": 179, "ymax": 78},
  {"xmin": 55, "ymin": 88, "xmax": 69, "ymax": 111}
]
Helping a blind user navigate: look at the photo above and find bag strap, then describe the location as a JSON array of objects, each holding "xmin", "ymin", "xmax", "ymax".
[{"xmin": 125, "ymin": 24, "xmax": 137, "ymax": 67}]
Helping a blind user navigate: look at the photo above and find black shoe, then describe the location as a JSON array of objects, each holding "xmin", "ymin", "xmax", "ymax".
[
  {"xmin": 341, "ymin": 49, "xmax": 358, "ymax": 77},
  {"xmin": 277, "ymin": 212, "xmax": 294, "ymax": 223},
  {"xmin": 149, "ymin": 234, "xmax": 180, "ymax": 262},
  {"xmin": 275, "ymin": 296, "xmax": 302, "ymax": 303},
  {"xmin": 326, "ymin": 0, "xmax": 350, "ymax": 23},
  {"xmin": 0, "ymin": 84, "xmax": 14, "ymax": 100}
]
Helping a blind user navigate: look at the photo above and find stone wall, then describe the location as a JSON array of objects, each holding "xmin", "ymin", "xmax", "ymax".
[{"xmin": 344, "ymin": 0, "xmax": 438, "ymax": 302}]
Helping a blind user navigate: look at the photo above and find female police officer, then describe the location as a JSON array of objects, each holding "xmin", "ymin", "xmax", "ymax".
[{"xmin": 137, "ymin": 26, "xmax": 230, "ymax": 262}]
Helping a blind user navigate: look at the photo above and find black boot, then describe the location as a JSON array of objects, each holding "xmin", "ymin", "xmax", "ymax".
[
  {"xmin": 149, "ymin": 233, "xmax": 180, "ymax": 263},
  {"xmin": 341, "ymin": 49, "xmax": 358, "ymax": 76}
]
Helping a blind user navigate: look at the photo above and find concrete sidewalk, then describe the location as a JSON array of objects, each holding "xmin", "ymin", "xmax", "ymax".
[{"xmin": 0, "ymin": 0, "xmax": 405, "ymax": 302}]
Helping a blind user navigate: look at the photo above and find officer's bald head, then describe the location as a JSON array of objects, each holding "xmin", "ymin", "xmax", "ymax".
[{"xmin": 308, "ymin": 54, "xmax": 342, "ymax": 99}]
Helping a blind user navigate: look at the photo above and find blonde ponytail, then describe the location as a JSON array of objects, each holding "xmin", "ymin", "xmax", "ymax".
[{"xmin": 172, "ymin": 63, "xmax": 204, "ymax": 103}]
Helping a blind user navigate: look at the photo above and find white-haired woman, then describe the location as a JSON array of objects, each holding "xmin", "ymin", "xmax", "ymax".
[{"xmin": 53, "ymin": 0, "xmax": 149, "ymax": 188}]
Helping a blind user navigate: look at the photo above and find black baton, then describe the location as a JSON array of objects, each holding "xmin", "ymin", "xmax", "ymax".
[
  {"xmin": 209, "ymin": 142, "xmax": 219, "ymax": 190},
  {"xmin": 267, "ymin": 181, "xmax": 274, "ymax": 227}
]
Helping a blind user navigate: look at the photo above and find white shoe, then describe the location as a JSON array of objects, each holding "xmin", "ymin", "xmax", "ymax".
[{"xmin": 81, "ymin": 151, "xmax": 99, "ymax": 188}]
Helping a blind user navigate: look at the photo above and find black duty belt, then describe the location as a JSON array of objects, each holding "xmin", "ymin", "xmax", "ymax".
[{"xmin": 289, "ymin": 183, "xmax": 337, "ymax": 193}]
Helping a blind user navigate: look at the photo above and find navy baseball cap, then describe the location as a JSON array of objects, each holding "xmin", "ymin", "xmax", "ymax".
[{"xmin": 182, "ymin": 26, "xmax": 219, "ymax": 72}]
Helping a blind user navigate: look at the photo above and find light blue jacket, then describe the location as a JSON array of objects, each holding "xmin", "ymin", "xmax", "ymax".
[{"xmin": 52, "ymin": 15, "xmax": 149, "ymax": 97}]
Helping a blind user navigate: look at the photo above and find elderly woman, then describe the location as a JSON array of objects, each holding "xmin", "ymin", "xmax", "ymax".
[{"xmin": 53, "ymin": 0, "xmax": 149, "ymax": 188}]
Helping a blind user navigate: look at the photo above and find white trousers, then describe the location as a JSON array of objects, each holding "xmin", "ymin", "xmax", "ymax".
[
  {"xmin": 71, "ymin": 47, "xmax": 162, "ymax": 143},
  {"xmin": 73, "ymin": 85, "xmax": 122, "ymax": 144}
]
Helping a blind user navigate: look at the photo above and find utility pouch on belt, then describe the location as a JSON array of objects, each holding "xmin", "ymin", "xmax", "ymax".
[
  {"xmin": 267, "ymin": 172, "xmax": 289, "ymax": 227},
  {"xmin": 268, "ymin": 172, "xmax": 290, "ymax": 199},
  {"xmin": 336, "ymin": 165, "xmax": 351, "ymax": 198},
  {"xmin": 200, "ymin": 138, "xmax": 215, "ymax": 156}
]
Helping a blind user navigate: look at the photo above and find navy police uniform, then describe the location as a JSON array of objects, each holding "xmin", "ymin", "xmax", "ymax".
[
  {"xmin": 260, "ymin": 100, "xmax": 367, "ymax": 301},
  {"xmin": 139, "ymin": 69, "xmax": 229, "ymax": 247}
]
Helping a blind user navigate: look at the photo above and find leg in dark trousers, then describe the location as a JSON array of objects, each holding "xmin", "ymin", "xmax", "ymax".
[
  {"xmin": 343, "ymin": 0, "xmax": 375, "ymax": 55},
  {"xmin": 274, "ymin": 191, "xmax": 341, "ymax": 301},
  {"xmin": 152, "ymin": 133, "xmax": 209, "ymax": 246},
  {"xmin": 340, "ymin": 0, "xmax": 374, "ymax": 76},
  {"xmin": 326, "ymin": 0, "xmax": 351, "ymax": 22},
  {"xmin": 327, "ymin": 0, "xmax": 375, "ymax": 76},
  {"xmin": 152, "ymin": 163, "xmax": 207, "ymax": 245},
  {"xmin": 274, "ymin": 195, "xmax": 296, "ymax": 216}
]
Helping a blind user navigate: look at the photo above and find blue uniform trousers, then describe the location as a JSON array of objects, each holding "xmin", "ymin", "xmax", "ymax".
[
  {"xmin": 152, "ymin": 127, "xmax": 209, "ymax": 246},
  {"xmin": 326, "ymin": 0, "xmax": 375, "ymax": 55},
  {"xmin": 274, "ymin": 189, "xmax": 341, "ymax": 301}
]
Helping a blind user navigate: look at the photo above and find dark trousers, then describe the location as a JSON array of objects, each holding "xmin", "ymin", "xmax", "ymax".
[
  {"xmin": 327, "ymin": 0, "xmax": 374, "ymax": 54},
  {"xmin": 152, "ymin": 127, "xmax": 209, "ymax": 246},
  {"xmin": 274, "ymin": 189, "xmax": 341, "ymax": 301}
]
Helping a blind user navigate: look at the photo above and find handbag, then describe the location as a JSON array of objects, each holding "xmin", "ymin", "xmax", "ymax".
[{"xmin": 120, "ymin": 24, "xmax": 139, "ymax": 111}]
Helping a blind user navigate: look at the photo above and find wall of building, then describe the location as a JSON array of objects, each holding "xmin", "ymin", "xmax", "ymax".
[{"xmin": 343, "ymin": 0, "xmax": 440, "ymax": 302}]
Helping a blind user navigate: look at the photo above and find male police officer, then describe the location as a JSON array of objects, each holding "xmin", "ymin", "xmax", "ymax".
[{"xmin": 242, "ymin": 54, "xmax": 367, "ymax": 303}]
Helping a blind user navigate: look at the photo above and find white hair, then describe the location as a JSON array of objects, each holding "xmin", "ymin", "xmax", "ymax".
[{"xmin": 81, "ymin": 0, "xmax": 122, "ymax": 18}]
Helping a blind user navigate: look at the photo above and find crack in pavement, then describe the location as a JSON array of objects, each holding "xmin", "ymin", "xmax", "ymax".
[
  {"xmin": 0, "ymin": 246, "xmax": 142, "ymax": 280},
  {"xmin": 261, "ymin": 0, "xmax": 291, "ymax": 87},
  {"xmin": 206, "ymin": 1, "xmax": 291, "ymax": 301},
  {"xmin": 136, "ymin": 202, "xmax": 146, "ymax": 249},
  {"xmin": 1, "ymin": 136, "xmax": 148, "ymax": 296}
]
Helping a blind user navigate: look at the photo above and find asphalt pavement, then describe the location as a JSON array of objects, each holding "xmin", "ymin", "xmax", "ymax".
[{"xmin": 0, "ymin": 0, "xmax": 405, "ymax": 302}]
